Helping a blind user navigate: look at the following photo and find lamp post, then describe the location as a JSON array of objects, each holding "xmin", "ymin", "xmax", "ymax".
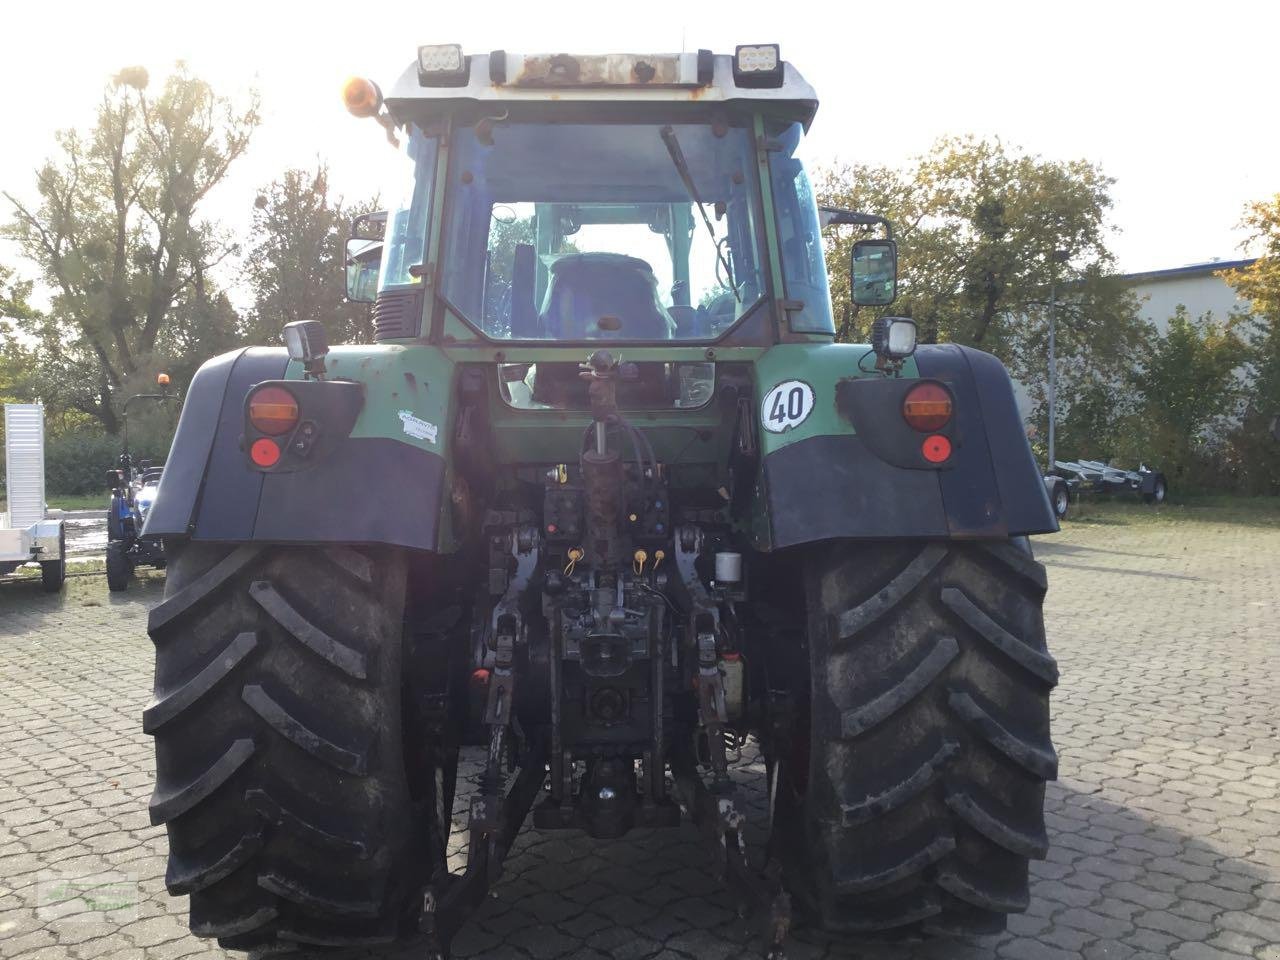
[{"xmin": 1047, "ymin": 249, "xmax": 1069, "ymax": 472}]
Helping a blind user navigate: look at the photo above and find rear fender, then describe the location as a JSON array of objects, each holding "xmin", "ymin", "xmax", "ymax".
[
  {"xmin": 751, "ymin": 342, "xmax": 1056, "ymax": 549},
  {"xmin": 143, "ymin": 345, "xmax": 455, "ymax": 551}
]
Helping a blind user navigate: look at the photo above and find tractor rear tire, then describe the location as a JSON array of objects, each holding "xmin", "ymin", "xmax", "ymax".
[
  {"xmin": 106, "ymin": 542, "xmax": 131, "ymax": 592},
  {"xmin": 778, "ymin": 539, "xmax": 1057, "ymax": 937},
  {"xmin": 145, "ymin": 541, "xmax": 432, "ymax": 951}
]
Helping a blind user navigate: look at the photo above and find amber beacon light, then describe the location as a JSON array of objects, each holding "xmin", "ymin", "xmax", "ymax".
[{"xmin": 342, "ymin": 77, "xmax": 382, "ymax": 118}]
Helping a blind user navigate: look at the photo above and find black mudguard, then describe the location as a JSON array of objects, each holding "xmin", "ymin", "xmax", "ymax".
[
  {"xmin": 763, "ymin": 343, "xmax": 1056, "ymax": 547},
  {"xmin": 142, "ymin": 348, "xmax": 445, "ymax": 551}
]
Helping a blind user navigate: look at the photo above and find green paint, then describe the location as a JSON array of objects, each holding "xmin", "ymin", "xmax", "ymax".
[
  {"xmin": 751, "ymin": 343, "xmax": 920, "ymax": 454},
  {"xmin": 752, "ymin": 113, "xmax": 789, "ymax": 340}
]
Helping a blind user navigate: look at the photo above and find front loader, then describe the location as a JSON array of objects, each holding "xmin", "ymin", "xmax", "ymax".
[{"xmin": 142, "ymin": 44, "xmax": 1059, "ymax": 958}]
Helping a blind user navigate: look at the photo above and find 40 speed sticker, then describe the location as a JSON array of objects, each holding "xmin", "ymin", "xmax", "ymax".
[{"xmin": 761, "ymin": 380, "xmax": 816, "ymax": 433}]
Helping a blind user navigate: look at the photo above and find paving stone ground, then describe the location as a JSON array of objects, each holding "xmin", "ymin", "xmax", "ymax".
[{"xmin": 2, "ymin": 505, "xmax": 1278, "ymax": 960}]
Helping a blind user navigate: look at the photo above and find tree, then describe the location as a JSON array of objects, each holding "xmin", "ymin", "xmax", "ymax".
[
  {"xmin": 243, "ymin": 165, "xmax": 379, "ymax": 346},
  {"xmin": 3, "ymin": 65, "xmax": 258, "ymax": 432},
  {"xmin": 1224, "ymin": 194, "xmax": 1280, "ymax": 319},
  {"xmin": 1128, "ymin": 306, "xmax": 1248, "ymax": 483},
  {"xmin": 814, "ymin": 136, "xmax": 1145, "ymax": 392},
  {"xmin": 0, "ymin": 264, "xmax": 39, "ymax": 404},
  {"xmin": 1220, "ymin": 194, "xmax": 1280, "ymax": 492},
  {"xmin": 481, "ymin": 214, "xmax": 537, "ymax": 336}
]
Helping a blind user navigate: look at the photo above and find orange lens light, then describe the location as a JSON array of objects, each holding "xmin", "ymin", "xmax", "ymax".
[
  {"xmin": 156, "ymin": 372, "xmax": 170, "ymax": 385},
  {"xmin": 250, "ymin": 438, "xmax": 281, "ymax": 467},
  {"xmin": 902, "ymin": 382, "xmax": 953, "ymax": 432},
  {"xmin": 342, "ymin": 77, "xmax": 382, "ymax": 118},
  {"xmin": 922, "ymin": 435, "xmax": 952, "ymax": 464},
  {"xmin": 248, "ymin": 386, "xmax": 299, "ymax": 436}
]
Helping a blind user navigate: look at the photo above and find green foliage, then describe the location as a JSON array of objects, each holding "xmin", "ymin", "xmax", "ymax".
[
  {"xmin": 39, "ymin": 412, "xmax": 176, "ymax": 496},
  {"xmin": 481, "ymin": 215, "xmax": 537, "ymax": 336},
  {"xmin": 1220, "ymin": 193, "xmax": 1280, "ymax": 494},
  {"xmin": 1040, "ymin": 307, "xmax": 1250, "ymax": 495},
  {"xmin": 3, "ymin": 65, "xmax": 259, "ymax": 433},
  {"xmin": 0, "ymin": 264, "xmax": 39, "ymax": 404},
  {"xmin": 1224, "ymin": 194, "xmax": 1280, "ymax": 320},
  {"xmin": 1035, "ymin": 374, "xmax": 1140, "ymax": 465},
  {"xmin": 1128, "ymin": 307, "xmax": 1248, "ymax": 477},
  {"xmin": 814, "ymin": 136, "xmax": 1145, "ymax": 392},
  {"xmin": 41, "ymin": 433, "xmax": 121, "ymax": 496},
  {"xmin": 242, "ymin": 164, "xmax": 379, "ymax": 346}
]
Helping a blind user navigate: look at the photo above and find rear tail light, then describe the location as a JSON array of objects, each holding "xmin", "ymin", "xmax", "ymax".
[
  {"xmin": 902, "ymin": 382, "xmax": 953, "ymax": 432},
  {"xmin": 248, "ymin": 386, "xmax": 299, "ymax": 436},
  {"xmin": 921, "ymin": 435, "xmax": 952, "ymax": 463},
  {"xmin": 250, "ymin": 438, "xmax": 281, "ymax": 467}
]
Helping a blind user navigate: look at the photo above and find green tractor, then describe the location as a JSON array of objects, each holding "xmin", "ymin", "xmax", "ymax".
[{"xmin": 142, "ymin": 45, "xmax": 1058, "ymax": 958}]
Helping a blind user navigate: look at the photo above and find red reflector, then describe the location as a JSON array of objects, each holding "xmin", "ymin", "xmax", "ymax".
[
  {"xmin": 902, "ymin": 382, "xmax": 953, "ymax": 432},
  {"xmin": 471, "ymin": 668, "xmax": 491, "ymax": 685},
  {"xmin": 250, "ymin": 438, "xmax": 281, "ymax": 467},
  {"xmin": 922, "ymin": 434, "xmax": 952, "ymax": 463},
  {"xmin": 248, "ymin": 386, "xmax": 299, "ymax": 436}
]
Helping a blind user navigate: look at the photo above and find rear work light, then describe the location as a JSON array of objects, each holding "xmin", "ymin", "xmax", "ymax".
[
  {"xmin": 902, "ymin": 382, "xmax": 953, "ymax": 432},
  {"xmin": 248, "ymin": 386, "xmax": 299, "ymax": 436},
  {"xmin": 417, "ymin": 43, "xmax": 468, "ymax": 85},
  {"xmin": 733, "ymin": 44, "xmax": 784, "ymax": 87}
]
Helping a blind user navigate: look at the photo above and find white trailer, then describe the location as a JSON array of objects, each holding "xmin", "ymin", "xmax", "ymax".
[{"xmin": 1, "ymin": 404, "xmax": 66, "ymax": 591}]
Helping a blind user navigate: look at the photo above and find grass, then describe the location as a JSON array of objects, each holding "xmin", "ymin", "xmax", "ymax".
[
  {"xmin": 1064, "ymin": 494, "xmax": 1280, "ymax": 528},
  {"xmin": 47, "ymin": 493, "xmax": 106, "ymax": 511},
  {"xmin": 0, "ymin": 492, "xmax": 105, "ymax": 514}
]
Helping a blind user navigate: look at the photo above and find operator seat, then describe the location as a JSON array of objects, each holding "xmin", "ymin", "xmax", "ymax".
[{"xmin": 540, "ymin": 253, "xmax": 675, "ymax": 339}]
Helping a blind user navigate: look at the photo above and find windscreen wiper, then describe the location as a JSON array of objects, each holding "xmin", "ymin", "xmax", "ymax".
[{"xmin": 660, "ymin": 126, "xmax": 741, "ymax": 303}]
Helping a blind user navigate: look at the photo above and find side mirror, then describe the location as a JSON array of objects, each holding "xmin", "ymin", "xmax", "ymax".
[
  {"xmin": 345, "ymin": 237, "xmax": 382, "ymax": 304},
  {"xmin": 107, "ymin": 469, "xmax": 122, "ymax": 491},
  {"xmin": 850, "ymin": 238, "xmax": 897, "ymax": 306}
]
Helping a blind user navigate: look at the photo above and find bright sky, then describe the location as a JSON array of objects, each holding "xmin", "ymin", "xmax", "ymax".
[{"xmin": 2, "ymin": 0, "xmax": 1277, "ymax": 302}]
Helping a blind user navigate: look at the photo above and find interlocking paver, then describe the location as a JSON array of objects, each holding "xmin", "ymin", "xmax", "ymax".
[{"xmin": 2, "ymin": 509, "xmax": 1279, "ymax": 959}]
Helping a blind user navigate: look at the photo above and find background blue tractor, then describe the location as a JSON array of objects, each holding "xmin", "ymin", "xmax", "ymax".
[{"xmin": 106, "ymin": 374, "xmax": 178, "ymax": 591}]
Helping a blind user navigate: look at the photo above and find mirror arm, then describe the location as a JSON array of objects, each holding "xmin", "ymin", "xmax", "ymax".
[{"xmin": 818, "ymin": 207, "xmax": 893, "ymax": 239}]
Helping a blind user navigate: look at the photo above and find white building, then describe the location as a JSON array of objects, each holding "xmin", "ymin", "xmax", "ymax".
[
  {"xmin": 1013, "ymin": 257, "xmax": 1259, "ymax": 424},
  {"xmin": 1122, "ymin": 257, "xmax": 1258, "ymax": 332}
]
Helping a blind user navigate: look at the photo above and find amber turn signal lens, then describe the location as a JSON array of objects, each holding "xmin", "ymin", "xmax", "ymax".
[
  {"xmin": 922, "ymin": 434, "xmax": 952, "ymax": 463},
  {"xmin": 248, "ymin": 386, "xmax": 299, "ymax": 436},
  {"xmin": 342, "ymin": 77, "xmax": 382, "ymax": 118},
  {"xmin": 902, "ymin": 382, "xmax": 953, "ymax": 432},
  {"xmin": 250, "ymin": 437, "xmax": 281, "ymax": 467}
]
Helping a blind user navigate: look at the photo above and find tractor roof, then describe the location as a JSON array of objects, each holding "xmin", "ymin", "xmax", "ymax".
[{"xmin": 384, "ymin": 48, "xmax": 818, "ymax": 129}]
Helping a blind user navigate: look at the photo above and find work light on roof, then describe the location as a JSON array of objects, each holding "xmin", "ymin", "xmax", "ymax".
[
  {"xmin": 418, "ymin": 43, "xmax": 468, "ymax": 85},
  {"xmin": 733, "ymin": 44, "xmax": 783, "ymax": 88}
]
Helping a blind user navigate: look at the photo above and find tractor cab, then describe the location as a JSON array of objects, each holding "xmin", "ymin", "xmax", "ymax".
[{"xmin": 343, "ymin": 46, "xmax": 857, "ymax": 348}]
